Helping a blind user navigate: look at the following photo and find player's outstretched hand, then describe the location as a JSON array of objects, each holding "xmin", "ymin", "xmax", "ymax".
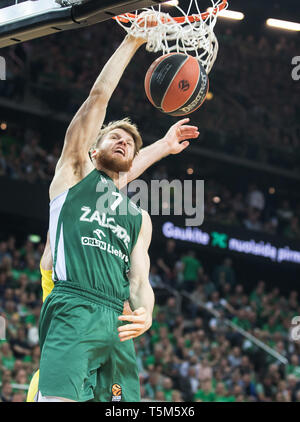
[
  {"xmin": 117, "ymin": 307, "xmax": 149, "ymax": 342},
  {"xmin": 162, "ymin": 118, "xmax": 199, "ymax": 155}
]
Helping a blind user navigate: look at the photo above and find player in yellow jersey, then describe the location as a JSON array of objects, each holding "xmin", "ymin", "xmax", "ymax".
[
  {"xmin": 26, "ymin": 233, "xmax": 52, "ymax": 402},
  {"xmin": 40, "ymin": 234, "xmax": 54, "ymax": 303}
]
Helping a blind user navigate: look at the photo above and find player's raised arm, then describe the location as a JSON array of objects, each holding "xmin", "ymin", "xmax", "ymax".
[
  {"xmin": 122, "ymin": 118, "xmax": 199, "ymax": 186},
  {"xmin": 49, "ymin": 34, "xmax": 146, "ymax": 200},
  {"xmin": 117, "ymin": 210, "xmax": 154, "ymax": 341},
  {"xmin": 63, "ymin": 34, "xmax": 146, "ymax": 159}
]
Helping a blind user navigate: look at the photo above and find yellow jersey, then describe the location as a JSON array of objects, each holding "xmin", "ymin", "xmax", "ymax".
[
  {"xmin": 40, "ymin": 263, "xmax": 54, "ymax": 303},
  {"xmin": 26, "ymin": 263, "xmax": 54, "ymax": 402}
]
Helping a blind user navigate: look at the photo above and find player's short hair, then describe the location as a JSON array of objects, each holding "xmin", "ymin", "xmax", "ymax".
[{"xmin": 95, "ymin": 118, "xmax": 143, "ymax": 156}]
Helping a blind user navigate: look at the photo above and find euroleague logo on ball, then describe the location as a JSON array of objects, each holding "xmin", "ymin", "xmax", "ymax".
[
  {"xmin": 145, "ymin": 53, "xmax": 209, "ymax": 116},
  {"xmin": 178, "ymin": 79, "xmax": 190, "ymax": 92},
  {"xmin": 111, "ymin": 383, "xmax": 122, "ymax": 401}
]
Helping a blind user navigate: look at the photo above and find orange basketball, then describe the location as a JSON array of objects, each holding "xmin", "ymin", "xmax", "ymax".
[{"xmin": 144, "ymin": 53, "xmax": 209, "ymax": 116}]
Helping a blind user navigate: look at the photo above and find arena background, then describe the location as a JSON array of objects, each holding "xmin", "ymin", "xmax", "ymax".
[{"xmin": 0, "ymin": 0, "xmax": 300, "ymax": 402}]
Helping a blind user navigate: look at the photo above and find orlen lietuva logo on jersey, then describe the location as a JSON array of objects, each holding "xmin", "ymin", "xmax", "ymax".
[
  {"xmin": 80, "ymin": 206, "xmax": 130, "ymax": 247},
  {"xmin": 80, "ymin": 206, "xmax": 130, "ymax": 264}
]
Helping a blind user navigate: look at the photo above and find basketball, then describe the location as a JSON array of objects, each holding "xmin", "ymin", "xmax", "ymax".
[{"xmin": 144, "ymin": 53, "xmax": 209, "ymax": 116}]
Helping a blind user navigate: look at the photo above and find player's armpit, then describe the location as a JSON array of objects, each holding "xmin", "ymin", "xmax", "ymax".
[
  {"xmin": 53, "ymin": 94, "xmax": 107, "ymax": 180},
  {"xmin": 50, "ymin": 35, "xmax": 145, "ymax": 199}
]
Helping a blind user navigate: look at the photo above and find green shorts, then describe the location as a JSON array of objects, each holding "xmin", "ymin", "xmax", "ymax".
[{"xmin": 38, "ymin": 281, "xmax": 140, "ymax": 402}]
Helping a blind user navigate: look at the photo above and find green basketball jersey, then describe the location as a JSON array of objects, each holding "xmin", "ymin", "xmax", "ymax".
[{"xmin": 49, "ymin": 169, "xmax": 142, "ymax": 301}]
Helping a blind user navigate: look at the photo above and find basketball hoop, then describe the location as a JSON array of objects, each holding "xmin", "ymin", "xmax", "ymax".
[{"xmin": 114, "ymin": 0, "xmax": 228, "ymax": 74}]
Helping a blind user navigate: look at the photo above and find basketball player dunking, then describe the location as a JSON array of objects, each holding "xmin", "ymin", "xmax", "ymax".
[{"xmin": 35, "ymin": 31, "xmax": 199, "ymax": 402}]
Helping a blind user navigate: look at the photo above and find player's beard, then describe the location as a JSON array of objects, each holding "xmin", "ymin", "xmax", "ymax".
[{"xmin": 96, "ymin": 149, "xmax": 133, "ymax": 174}]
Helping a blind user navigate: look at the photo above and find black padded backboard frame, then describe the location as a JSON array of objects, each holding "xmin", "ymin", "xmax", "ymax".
[{"xmin": 0, "ymin": 0, "xmax": 166, "ymax": 48}]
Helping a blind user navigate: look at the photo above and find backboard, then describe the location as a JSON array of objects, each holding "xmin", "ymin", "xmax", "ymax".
[{"xmin": 0, "ymin": 0, "xmax": 166, "ymax": 48}]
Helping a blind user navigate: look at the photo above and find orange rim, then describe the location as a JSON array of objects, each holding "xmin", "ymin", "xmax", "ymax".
[{"xmin": 113, "ymin": 0, "xmax": 227, "ymax": 24}]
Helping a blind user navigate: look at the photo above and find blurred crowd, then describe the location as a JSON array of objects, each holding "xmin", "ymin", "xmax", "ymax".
[
  {"xmin": 0, "ymin": 127, "xmax": 59, "ymax": 183},
  {"xmin": 203, "ymin": 179, "xmax": 300, "ymax": 241},
  {"xmin": 0, "ymin": 235, "xmax": 299, "ymax": 402},
  {"xmin": 0, "ymin": 20, "xmax": 299, "ymax": 172},
  {"xmin": 0, "ymin": 236, "xmax": 45, "ymax": 402},
  {"xmin": 148, "ymin": 164, "xmax": 300, "ymax": 240}
]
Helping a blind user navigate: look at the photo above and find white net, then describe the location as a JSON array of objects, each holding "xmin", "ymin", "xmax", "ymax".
[{"xmin": 115, "ymin": 0, "xmax": 228, "ymax": 74}]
